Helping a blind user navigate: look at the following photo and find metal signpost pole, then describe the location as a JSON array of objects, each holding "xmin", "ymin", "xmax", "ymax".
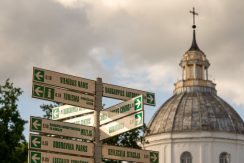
[{"xmin": 94, "ymin": 78, "xmax": 102, "ymax": 163}]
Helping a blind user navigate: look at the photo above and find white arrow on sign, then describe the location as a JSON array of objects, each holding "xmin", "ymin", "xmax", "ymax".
[
  {"xmin": 34, "ymin": 87, "xmax": 43, "ymax": 96},
  {"xmin": 136, "ymin": 114, "xmax": 142, "ymax": 125},
  {"xmin": 35, "ymin": 71, "xmax": 43, "ymax": 81},
  {"xmin": 32, "ymin": 153, "xmax": 40, "ymax": 163},
  {"xmin": 32, "ymin": 138, "xmax": 40, "ymax": 147},
  {"xmin": 151, "ymin": 153, "xmax": 158, "ymax": 162},
  {"xmin": 147, "ymin": 94, "xmax": 154, "ymax": 103},
  {"xmin": 135, "ymin": 98, "xmax": 141, "ymax": 109},
  {"xmin": 33, "ymin": 120, "xmax": 41, "ymax": 130},
  {"xmin": 53, "ymin": 109, "xmax": 59, "ymax": 118}
]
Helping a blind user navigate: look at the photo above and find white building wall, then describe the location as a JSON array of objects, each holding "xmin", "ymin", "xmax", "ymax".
[{"xmin": 145, "ymin": 132, "xmax": 244, "ymax": 163}]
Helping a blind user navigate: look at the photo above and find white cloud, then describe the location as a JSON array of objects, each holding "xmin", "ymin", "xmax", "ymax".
[{"xmin": 0, "ymin": 0, "xmax": 243, "ymax": 108}]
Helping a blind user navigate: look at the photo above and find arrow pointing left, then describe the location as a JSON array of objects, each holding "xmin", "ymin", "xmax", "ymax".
[
  {"xmin": 33, "ymin": 120, "xmax": 41, "ymax": 130},
  {"xmin": 35, "ymin": 71, "xmax": 43, "ymax": 81},
  {"xmin": 32, "ymin": 137, "xmax": 41, "ymax": 147},
  {"xmin": 35, "ymin": 87, "xmax": 43, "ymax": 97},
  {"xmin": 33, "ymin": 85, "xmax": 44, "ymax": 98},
  {"xmin": 32, "ymin": 153, "xmax": 40, "ymax": 163}
]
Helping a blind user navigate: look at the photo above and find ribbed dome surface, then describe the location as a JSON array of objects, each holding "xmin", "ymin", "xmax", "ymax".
[{"xmin": 148, "ymin": 92, "xmax": 244, "ymax": 135}]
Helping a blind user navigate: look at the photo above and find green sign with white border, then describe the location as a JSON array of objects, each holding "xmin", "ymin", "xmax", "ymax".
[
  {"xmin": 29, "ymin": 134, "xmax": 94, "ymax": 156},
  {"xmin": 28, "ymin": 150, "xmax": 94, "ymax": 163},
  {"xmin": 30, "ymin": 116, "xmax": 94, "ymax": 140},
  {"xmin": 102, "ymin": 145, "xmax": 159, "ymax": 163},
  {"xmin": 52, "ymin": 105, "xmax": 93, "ymax": 120},
  {"xmin": 33, "ymin": 67, "xmax": 95, "ymax": 94},
  {"xmin": 103, "ymin": 83, "xmax": 155, "ymax": 106},
  {"xmin": 63, "ymin": 95, "xmax": 143, "ymax": 126},
  {"xmin": 32, "ymin": 82, "xmax": 95, "ymax": 110},
  {"xmin": 100, "ymin": 95, "xmax": 143, "ymax": 125},
  {"xmin": 100, "ymin": 111, "xmax": 144, "ymax": 140}
]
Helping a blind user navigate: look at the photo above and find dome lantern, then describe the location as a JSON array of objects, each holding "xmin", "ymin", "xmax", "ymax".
[{"xmin": 174, "ymin": 7, "xmax": 216, "ymax": 95}]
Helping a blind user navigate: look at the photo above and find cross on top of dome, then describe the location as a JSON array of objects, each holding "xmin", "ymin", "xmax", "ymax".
[{"xmin": 190, "ymin": 7, "xmax": 198, "ymax": 29}]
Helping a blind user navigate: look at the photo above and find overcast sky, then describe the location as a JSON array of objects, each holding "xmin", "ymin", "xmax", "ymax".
[{"xmin": 0, "ymin": 0, "xmax": 243, "ymax": 139}]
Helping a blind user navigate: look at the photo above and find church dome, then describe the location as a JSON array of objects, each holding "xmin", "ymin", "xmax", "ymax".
[
  {"xmin": 147, "ymin": 92, "xmax": 244, "ymax": 135},
  {"xmin": 147, "ymin": 14, "xmax": 244, "ymax": 136}
]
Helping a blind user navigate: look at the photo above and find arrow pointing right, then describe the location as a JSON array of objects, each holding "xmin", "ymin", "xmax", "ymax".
[
  {"xmin": 135, "ymin": 112, "xmax": 143, "ymax": 126},
  {"xmin": 135, "ymin": 98, "xmax": 141, "ymax": 109},
  {"xmin": 151, "ymin": 153, "xmax": 157, "ymax": 162},
  {"xmin": 32, "ymin": 153, "xmax": 40, "ymax": 163},
  {"xmin": 147, "ymin": 95, "xmax": 153, "ymax": 103}
]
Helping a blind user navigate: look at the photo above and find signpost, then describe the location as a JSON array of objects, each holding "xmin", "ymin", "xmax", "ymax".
[
  {"xmin": 30, "ymin": 116, "xmax": 94, "ymax": 140},
  {"xmin": 29, "ymin": 134, "xmax": 94, "ymax": 156},
  {"xmin": 33, "ymin": 67, "xmax": 95, "ymax": 94},
  {"xmin": 100, "ymin": 95, "xmax": 143, "ymax": 125},
  {"xmin": 102, "ymin": 145, "xmax": 159, "ymax": 163},
  {"xmin": 103, "ymin": 83, "xmax": 155, "ymax": 106},
  {"xmin": 30, "ymin": 67, "xmax": 158, "ymax": 163},
  {"xmin": 29, "ymin": 150, "xmax": 94, "ymax": 163},
  {"xmin": 32, "ymin": 83, "xmax": 95, "ymax": 109},
  {"xmin": 64, "ymin": 113, "xmax": 94, "ymax": 126},
  {"xmin": 100, "ymin": 111, "xmax": 144, "ymax": 140},
  {"xmin": 64, "ymin": 95, "xmax": 143, "ymax": 126},
  {"xmin": 52, "ymin": 105, "xmax": 93, "ymax": 120}
]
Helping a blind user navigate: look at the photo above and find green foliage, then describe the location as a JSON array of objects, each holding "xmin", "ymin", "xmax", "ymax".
[
  {"xmin": 40, "ymin": 102, "xmax": 60, "ymax": 119},
  {"xmin": 102, "ymin": 124, "xmax": 148, "ymax": 163},
  {"xmin": 0, "ymin": 79, "xmax": 27, "ymax": 163}
]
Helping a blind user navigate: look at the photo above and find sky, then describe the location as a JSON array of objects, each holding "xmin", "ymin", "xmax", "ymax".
[{"xmin": 0, "ymin": 0, "xmax": 244, "ymax": 140}]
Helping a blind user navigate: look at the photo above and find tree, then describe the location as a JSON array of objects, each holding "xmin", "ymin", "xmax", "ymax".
[
  {"xmin": 0, "ymin": 79, "xmax": 27, "ymax": 163},
  {"xmin": 102, "ymin": 124, "xmax": 148, "ymax": 163},
  {"xmin": 40, "ymin": 102, "xmax": 60, "ymax": 119}
]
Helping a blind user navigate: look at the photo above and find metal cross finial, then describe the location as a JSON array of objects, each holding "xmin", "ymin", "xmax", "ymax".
[{"xmin": 190, "ymin": 7, "xmax": 198, "ymax": 29}]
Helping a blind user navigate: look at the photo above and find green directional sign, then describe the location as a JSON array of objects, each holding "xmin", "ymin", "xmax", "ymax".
[
  {"xmin": 64, "ymin": 113, "xmax": 94, "ymax": 126},
  {"xmin": 51, "ymin": 105, "xmax": 93, "ymax": 120},
  {"xmin": 29, "ymin": 134, "xmax": 94, "ymax": 156},
  {"xmin": 103, "ymin": 83, "xmax": 155, "ymax": 106},
  {"xmin": 150, "ymin": 151, "xmax": 159, "ymax": 163},
  {"xmin": 52, "ymin": 107, "xmax": 59, "ymax": 119},
  {"xmin": 33, "ymin": 67, "xmax": 95, "ymax": 94},
  {"xmin": 100, "ymin": 95, "xmax": 144, "ymax": 125},
  {"xmin": 30, "ymin": 117, "xmax": 42, "ymax": 132},
  {"xmin": 100, "ymin": 110, "xmax": 144, "ymax": 140},
  {"xmin": 33, "ymin": 69, "xmax": 44, "ymax": 82},
  {"xmin": 32, "ymin": 83, "xmax": 95, "ymax": 109},
  {"xmin": 102, "ymin": 145, "xmax": 159, "ymax": 163},
  {"xmin": 30, "ymin": 135, "xmax": 41, "ymax": 149},
  {"xmin": 135, "ymin": 112, "xmax": 143, "ymax": 126},
  {"xmin": 134, "ymin": 95, "xmax": 142, "ymax": 110},
  {"xmin": 33, "ymin": 85, "xmax": 44, "ymax": 98},
  {"xmin": 30, "ymin": 151, "xmax": 41, "ymax": 163},
  {"xmin": 146, "ymin": 92, "xmax": 155, "ymax": 105},
  {"xmin": 29, "ymin": 150, "xmax": 94, "ymax": 163},
  {"xmin": 30, "ymin": 116, "xmax": 94, "ymax": 140}
]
